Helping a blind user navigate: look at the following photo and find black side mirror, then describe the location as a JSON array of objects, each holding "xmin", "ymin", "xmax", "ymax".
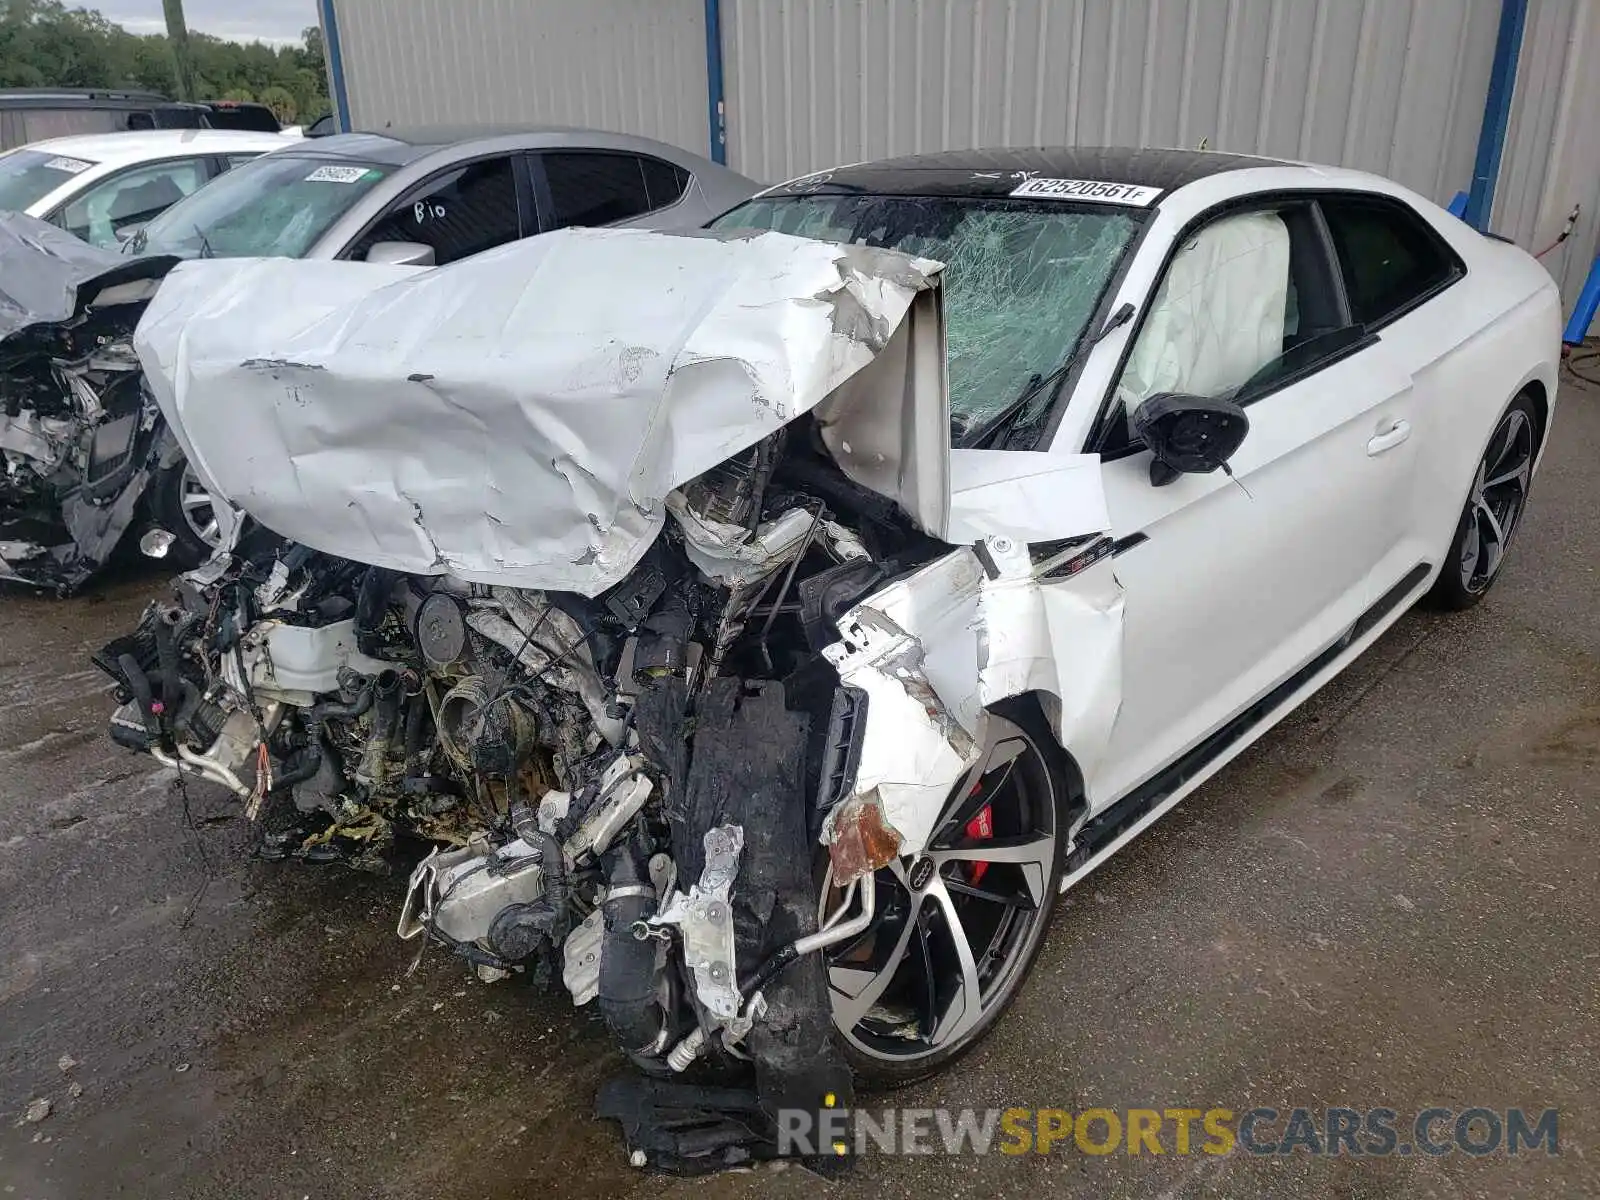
[{"xmin": 1132, "ymin": 392, "xmax": 1250, "ymax": 487}]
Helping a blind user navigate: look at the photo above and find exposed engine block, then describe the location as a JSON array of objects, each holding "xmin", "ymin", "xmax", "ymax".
[{"xmin": 92, "ymin": 429, "xmax": 929, "ymax": 1168}]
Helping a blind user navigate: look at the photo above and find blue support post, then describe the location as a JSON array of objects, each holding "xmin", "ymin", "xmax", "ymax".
[
  {"xmin": 1447, "ymin": 191, "xmax": 1469, "ymax": 220},
  {"xmin": 704, "ymin": 0, "xmax": 727, "ymax": 164},
  {"xmin": 318, "ymin": 0, "xmax": 352, "ymax": 133},
  {"xmin": 1464, "ymin": 0, "xmax": 1529, "ymax": 230},
  {"xmin": 1563, "ymin": 253, "xmax": 1600, "ymax": 346}
]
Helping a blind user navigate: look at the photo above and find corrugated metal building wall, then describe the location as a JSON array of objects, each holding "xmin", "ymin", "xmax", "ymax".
[
  {"xmin": 1493, "ymin": 0, "xmax": 1600, "ymax": 309},
  {"xmin": 721, "ymin": 0, "xmax": 1501, "ymax": 205},
  {"xmin": 328, "ymin": 0, "xmax": 1504, "ymax": 205},
  {"xmin": 324, "ymin": 0, "xmax": 1599, "ymax": 315},
  {"xmin": 331, "ymin": 0, "xmax": 711, "ymax": 156}
]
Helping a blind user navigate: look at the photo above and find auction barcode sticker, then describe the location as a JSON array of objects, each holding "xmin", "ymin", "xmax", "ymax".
[
  {"xmin": 305, "ymin": 165, "xmax": 371, "ymax": 184},
  {"xmin": 1010, "ymin": 178, "xmax": 1162, "ymax": 206},
  {"xmin": 43, "ymin": 156, "xmax": 93, "ymax": 175}
]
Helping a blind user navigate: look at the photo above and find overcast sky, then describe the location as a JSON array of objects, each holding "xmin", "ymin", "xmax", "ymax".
[{"xmin": 98, "ymin": 0, "xmax": 317, "ymax": 46}]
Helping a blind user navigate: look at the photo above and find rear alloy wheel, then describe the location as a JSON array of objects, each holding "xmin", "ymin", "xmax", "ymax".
[
  {"xmin": 824, "ymin": 701, "xmax": 1071, "ymax": 1086},
  {"xmin": 1427, "ymin": 395, "xmax": 1538, "ymax": 611}
]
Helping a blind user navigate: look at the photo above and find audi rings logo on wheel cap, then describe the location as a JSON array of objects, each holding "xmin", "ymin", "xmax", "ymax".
[{"xmin": 908, "ymin": 856, "xmax": 936, "ymax": 891}]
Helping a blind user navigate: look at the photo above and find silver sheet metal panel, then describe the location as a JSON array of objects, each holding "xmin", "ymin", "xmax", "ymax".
[
  {"xmin": 720, "ymin": 0, "xmax": 1502, "ymax": 201},
  {"xmin": 332, "ymin": 0, "xmax": 711, "ymax": 156},
  {"xmin": 1495, "ymin": 0, "xmax": 1600, "ymax": 311},
  {"xmin": 325, "ymin": 0, "xmax": 1597, "ymax": 313}
]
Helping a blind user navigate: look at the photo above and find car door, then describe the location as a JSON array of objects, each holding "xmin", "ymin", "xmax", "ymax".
[
  {"xmin": 51, "ymin": 156, "xmax": 211, "ymax": 248},
  {"xmin": 343, "ymin": 153, "xmax": 528, "ymax": 266},
  {"xmin": 1317, "ymin": 192, "xmax": 1470, "ymax": 589},
  {"xmin": 1083, "ymin": 198, "xmax": 1419, "ymax": 809},
  {"xmin": 530, "ymin": 150, "xmax": 697, "ymax": 231}
]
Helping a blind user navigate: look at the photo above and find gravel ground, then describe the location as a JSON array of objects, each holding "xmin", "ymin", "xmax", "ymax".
[{"xmin": 1, "ymin": 375, "xmax": 1596, "ymax": 1200}]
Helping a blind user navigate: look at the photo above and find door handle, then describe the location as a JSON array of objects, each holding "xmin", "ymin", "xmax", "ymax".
[{"xmin": 1366, "ymin": 419, "xmax": 1412, "ymax": 456}]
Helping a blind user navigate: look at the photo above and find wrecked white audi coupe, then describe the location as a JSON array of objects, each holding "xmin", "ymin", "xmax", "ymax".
[{"xmin": 95, "ymin": 148, "xmax": 1561, "ymax": 1169}]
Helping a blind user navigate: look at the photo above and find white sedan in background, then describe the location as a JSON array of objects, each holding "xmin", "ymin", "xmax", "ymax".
[{"xmin": 0, "ymin": 128, "xmax": 294, "ymax": 248}]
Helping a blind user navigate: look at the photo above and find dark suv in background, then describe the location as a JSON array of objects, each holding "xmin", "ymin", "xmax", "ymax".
[{"xmin": 0, "ymin": 88, "xmax": 283, "ymax": 151}]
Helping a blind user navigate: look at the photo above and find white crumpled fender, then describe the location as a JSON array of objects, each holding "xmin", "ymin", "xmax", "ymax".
[{"xmin": 821, "ymin": 535, "xmax": 1124, "ymax": 881}]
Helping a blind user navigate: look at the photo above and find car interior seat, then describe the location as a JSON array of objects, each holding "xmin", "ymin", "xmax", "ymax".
[{"xmin": 108, "ymin": 174, "xmax": 187, "ymax": 226}]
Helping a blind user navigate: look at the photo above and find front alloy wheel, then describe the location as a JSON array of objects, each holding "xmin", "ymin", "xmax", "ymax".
[
  {"xmin": 824, "ymin": 702, "xmax": 1070, "ymax": 1085},
  {"xmin": 147, "ymin": 460, "xmax": 224, "ymax": 569},
  {"xmin": 177, "ymin": 463, "xmax": 222, "ymax": 550}
]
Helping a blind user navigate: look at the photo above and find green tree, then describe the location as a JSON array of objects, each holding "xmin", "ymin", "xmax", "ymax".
[
  {"xmin": 258, "ymin": 84, "xmax": 294, "ymax": 124},
  {"xmin": 128, "ymin": 36, "xmax": 176, "ymax": 94},
  {"xmin": 298, "ymin": 24, "xmax": 324, "ymax": 79},
  {"xmin": 0, "ymin": 0, "xmax": 329, "ymax": 120}
]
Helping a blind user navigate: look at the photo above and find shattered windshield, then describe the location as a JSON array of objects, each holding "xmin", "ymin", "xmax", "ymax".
[
  {"xmin": 132, "ymin": 153, "xmax": 392, "ymax": 260},
  {"xmin": 712, "ymin": 193, "xmax": 1140, "ymax": 443},
  {"xmin": 0, "ymin": 148, "xmax": 99, "ymax": 213}
]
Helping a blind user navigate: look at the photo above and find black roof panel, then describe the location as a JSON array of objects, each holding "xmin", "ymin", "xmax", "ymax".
[{"xmin": 762, "ymin": 146, "xmax": 1294, "ymax": 200}]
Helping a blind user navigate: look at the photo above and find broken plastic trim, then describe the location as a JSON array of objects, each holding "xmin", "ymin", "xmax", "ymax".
[{"xmin": 821, "ymin": 605, "xmax": 981, "ymax": 882}]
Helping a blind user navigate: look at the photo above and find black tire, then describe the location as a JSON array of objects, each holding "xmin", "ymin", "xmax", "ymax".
[
  {"xmin": 148, "ymin": 460, "xmax": 221, "ymax": 569},
  {"xmin": 825, "ymin": 697, "xmax": 1075, "ymax": 1088},
  {"xmin": 1425, "ymin": 393, "xmax": 1539, "ymax": 612}
]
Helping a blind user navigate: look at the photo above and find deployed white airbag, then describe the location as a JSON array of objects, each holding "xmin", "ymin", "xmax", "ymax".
[
  {"xmin": 135, "ymin": 227, "xmax": 941, "ymax": 595},
  {"xmin": 1116, "ymin": 210, "xmax": 1289, "ymax": 404}
]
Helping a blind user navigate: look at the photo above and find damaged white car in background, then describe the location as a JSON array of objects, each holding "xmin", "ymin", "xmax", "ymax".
[
  {"xmin": 94, "ymin": 148, "xmax": 1561, "ymax": 1172},
  {"xmin": 0, "ymin": 212, "xmax": 191, "ymax": 591}
]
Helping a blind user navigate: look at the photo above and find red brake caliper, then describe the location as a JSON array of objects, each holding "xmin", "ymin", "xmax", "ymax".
[{"xmin": 963, "ymin": 782, "xmax": 994, "ymax": 885}]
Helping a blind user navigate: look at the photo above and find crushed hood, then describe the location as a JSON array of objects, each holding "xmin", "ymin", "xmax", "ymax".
[
  {"xmin": 0, "ymin": 211, "xmax": 177, "ymax": 351},
  {"xmin": 135, "ymin": 227, "xmax": 946, "ymax": 595}
]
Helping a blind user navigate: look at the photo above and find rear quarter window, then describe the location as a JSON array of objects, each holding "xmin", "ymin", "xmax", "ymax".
[
  {"xmin": 1319, "ymin": 196, "xmax": 1462, "ymax": 328},
  {"xmin": 640, "ymin": 157, "xmax": 690, "ymax": 209}
]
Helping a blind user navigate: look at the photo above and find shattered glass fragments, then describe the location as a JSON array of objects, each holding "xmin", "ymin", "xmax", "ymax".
[{"xmin": 714, "ymin": 195, "xmax": 1139, "ymax": 435}]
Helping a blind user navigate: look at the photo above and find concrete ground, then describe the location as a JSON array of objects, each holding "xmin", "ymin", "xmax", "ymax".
[{"xmin": 1, "ymin": 375, "xmax": 1596, "ymax": 1200}]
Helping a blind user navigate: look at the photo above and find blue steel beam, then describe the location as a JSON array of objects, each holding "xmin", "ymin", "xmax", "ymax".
[
  {"xmin": 318, "ymin": 0, "xmax": 352, "ymax": 133},
  {"xmin": 1563, "ymin": 254, "xmax": 1600, "ymax": 346},
  {"xmin": 1464, "ymin": 0, "xmax": 1529, "ymax": 230},
  {"xmin": 704, "ymin": 0, "xmax": 727, "ymax": 164}
]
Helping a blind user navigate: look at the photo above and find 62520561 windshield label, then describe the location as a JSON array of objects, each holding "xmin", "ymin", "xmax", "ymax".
[{"xmin": 1010, "ymin": 178, "xmax": 1162, "ymax": 206}]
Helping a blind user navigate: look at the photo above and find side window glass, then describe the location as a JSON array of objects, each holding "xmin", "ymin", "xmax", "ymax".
[
  {"xmin": 22, "ymin": 109, "xmax": 118, "ymax": 140},
  {"xmin": 543, "ymin": 152, "xmax": 652, "ymax": 227},
  {"xmin": 1116, "ymin": 209, "xmax": 1296, "ymax": 411},
  {"xmin": 639, "ymin": 156, "xmax": 690, "ymax": 210},
  {"xmin": 224, "ymin": 153, "xmax": 260, "ymax": 169},
  {"xmin": 60, "ymin": 158, "xmax": 209, "ymax": 248},
  {"xmin": 352, "ymin": 156, "xmax": 521, "ymax": 266},
  {"xmin": 1320, "ymin": 197, "xmax": 1459, "ymax": 327},
  {"xmin": 1107, "ymin": 204, "xmax": 1362, "ymax": 442}
]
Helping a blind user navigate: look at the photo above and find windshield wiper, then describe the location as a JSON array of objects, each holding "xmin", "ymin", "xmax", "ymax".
[
  {"xmin": 193, "ymin": 224, "xmax": 214, "ymax": 259},
  {"xmin": 958, "ymin": 302, "xmax": 1136, "ymax": 450}
]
